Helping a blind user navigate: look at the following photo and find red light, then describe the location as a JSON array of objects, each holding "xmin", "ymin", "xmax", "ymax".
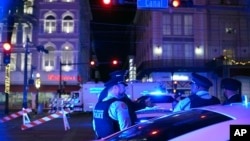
[
  {"xmin": 103, "ymin": 0, "xmax": 111, "ymax": 5},
  {"xmin": 112, "ymin": 60, "xmax": 118, "ymax": 65},
  {"xmin": 172, "ymin": 0, "xmax": 180, "ymax": 7},
  {"xmin": 3, "ymin": 43, "xmax": 11, "ymax": 51},
  {"xmin": 90, "ymin": 60, "xmax": 95, "ymax": 66},
  {"xmin": 150, "ymin": 130, "xmax": 159, "ymax": 135}
]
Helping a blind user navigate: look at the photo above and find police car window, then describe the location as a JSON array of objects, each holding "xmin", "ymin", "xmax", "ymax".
[{"xmin": 105, "ymin": 109, "xmax": 232, "ymax": 141}]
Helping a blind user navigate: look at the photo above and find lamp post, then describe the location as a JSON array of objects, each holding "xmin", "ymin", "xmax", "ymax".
[{"xmin": 35, "ymin": 73, "xmax": 41, "ymax": 113}]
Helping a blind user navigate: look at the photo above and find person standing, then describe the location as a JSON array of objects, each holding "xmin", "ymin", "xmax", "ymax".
[
  {"xmin": 221, "ymin": 78, "xmax": 242, "ymax": 105},
  {"xmin": 98, "ymin": 70, "xmax": 151, "ymax": 125},
  {"xmin": 92, "ymin": 77, "xmax": 131, "ymax": 139},
  {"xmin": 173, "ymin": 72, "xmax": 220, "ymax": 112}
]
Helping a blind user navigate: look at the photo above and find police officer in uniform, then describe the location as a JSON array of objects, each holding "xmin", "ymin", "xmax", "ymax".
[
  {"xmin": 98, "ymin": 70, "xmax": 151, "ymax": 125},
  {"xmin": 221, "ymin": 78, "xmax": 242, "ymax": 105},
  {"xmin": 174, "ymin": 72, "xmax": 220, "ymax": 112},
  {"xmin": 93, "ymin": 77, "xmax": 131, "ymax": 139}
]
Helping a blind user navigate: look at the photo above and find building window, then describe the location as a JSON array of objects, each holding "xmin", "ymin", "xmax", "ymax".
[
  {"xmin": 61, "ymin": 44, "xmax": 74, "ymax": 71},
  {"xmin": 24, "ymin": 0, "xmax": 34, "ymax": 14},
  {"xmin": 173, "ymin": 15, "xmax": 182, "ymax": 35},
  {"xmin": 45, "ymin": 0, "xmax": 57, "ymax": 2},
  {"xmin": 184, "ymin": 44, "xmax": 194, "ymax": 60},
  {"xmin": 163, "ymin": 14, "xmax": 193, "ymax": 36},
  {"xmin": 62, "ymin": 15, "xmax": 74, "ymax": 33},
  {"xmin": 11, "ymin": 25, "xmax": 17, "ymax": 44},
  {"xmin": 21, "ymin": 53, "xmax": 32, "ymax": 71},
  {"xmin": 42, "ymin": 46, "xmax": 55, "ymax": 71},
  {"xmin": 62, "ymin": 0, "xmax": 74, "ymax": 2},
  {"xmin": 163, "ymin": 44, "xmax": 172, "ymax": 59},
  {"xmin": 44, "ymin": 15, "xmax": 56, "ymax": 33},
  {"xmin": 23, "ymin": 24, "xmax": 32, "ymax": 43},
  {"xmin": 163, "ymin": 14, "xmax": 171, "ymax": 35},
  {"xmin": 10, "ymin": 53, "xmax": 16, "ymax": 71},
  {"xmin": 184, "ymin": 15, "xmax": 193, "ymax": 35}
]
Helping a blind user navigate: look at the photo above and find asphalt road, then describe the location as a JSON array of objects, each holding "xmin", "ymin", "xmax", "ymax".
[{"xmin": 0, "ymin": 111, "xmax": 96, "ymax": 141}]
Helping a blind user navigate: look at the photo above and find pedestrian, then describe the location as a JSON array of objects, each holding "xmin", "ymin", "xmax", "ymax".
[
  {"xmin": 173, "ymin": 72, "xmax": 220, "ymax": 112},
  {"xmin": 92, "ymin": 77, "xmax": 131, "ymax": 139},
  {"xmin": 221, "ymin": 78, "xmax": 242, "ymax": 105}
]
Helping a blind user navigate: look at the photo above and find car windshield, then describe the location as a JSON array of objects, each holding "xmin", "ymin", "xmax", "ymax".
[{"xmin": 104, "ymin": 109, "xmax": 232, "ymax": 141}]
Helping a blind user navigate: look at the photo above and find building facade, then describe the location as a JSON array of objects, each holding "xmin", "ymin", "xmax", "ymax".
[
  {"xmin": 133, "ymin": 0, "xmax": 250, "ymax": 99},
  {"xmin": 0, "ymin": 0, "xmax": 92, "ymax": 110}
]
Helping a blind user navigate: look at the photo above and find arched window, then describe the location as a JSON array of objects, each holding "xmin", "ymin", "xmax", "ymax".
[
  {"xmin": 44, "ymin": 15, "xmax": 56, "ymax": 33},
  {"xmin": 43, "ymin": 46, "xmax": 55, "ymax": 71},
  {"xmin": 62, "ymin": 15, "xmax": 74, "ymax": 33},
  {"xmin": 24, "ymin": 0, "xmax": 34, "ymax": 14},
  {"xmin": 61, "ymin": 44, "xmax": 74, "ymax": 71}
]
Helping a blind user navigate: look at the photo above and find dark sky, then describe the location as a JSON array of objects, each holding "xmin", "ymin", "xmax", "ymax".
[{"xmin": 89, "ymin": 0, "xmax": 137, "ymax": 81}]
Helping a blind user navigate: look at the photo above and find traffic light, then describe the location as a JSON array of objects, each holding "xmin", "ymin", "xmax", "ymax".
[
  {"xmin": 90, "ymin": 60, "xmax": 95, "ymax": 66},
  {"xmin": 169, "ymin": 0, "xmax": 193, "ymax": 8},
  {"xmin": 112, "ymin": 59, "xmax": 118, "ymax": 65},
  {"xmin": 102, "ymin": 0, "xmax": 124, "ymax": 5},
  {"xmin": 171, "ymin": 0, "xmax": 180, "ymax": 8},
  {"xmin": 103, "ymin": 0, "xmax": 112, "ymax": 5},
  {"xmin": 3, "ymin": 42, "xmax": 12, "ymax": 65}
]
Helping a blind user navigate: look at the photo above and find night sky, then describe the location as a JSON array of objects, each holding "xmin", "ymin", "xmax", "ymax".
[{"xmin": 89, "ymin": 0, "xmax": 137, "ymax": 81}]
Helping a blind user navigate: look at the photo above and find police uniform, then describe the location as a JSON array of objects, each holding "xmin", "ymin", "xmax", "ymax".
[
  {"xmin": 221, "ymin": 78, "xmax": 242, "ymax": 105},
  {"xmin": 173, "ymin": 73, "xmax": 220, "ymax": 112},
  {"xmin": 97, "ymin": 70, "xmax": 147, "ymax": 125},
  {"xmin": 98, "ymin": 70, "xmax": 128, "ymax": 102},
  {"xmin": 93, "ymin": 76, "xmax": 131, "ymax": 139}
]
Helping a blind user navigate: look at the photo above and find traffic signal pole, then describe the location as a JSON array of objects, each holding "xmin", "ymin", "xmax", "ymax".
[{"xmin": 23, "ymin": 37, "xmax": 30, "ymax": 109}]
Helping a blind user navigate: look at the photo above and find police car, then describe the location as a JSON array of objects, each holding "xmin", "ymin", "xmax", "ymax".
[{"xmin": 96, "ymin": 102, "xmax": 250, "ymax": 141}]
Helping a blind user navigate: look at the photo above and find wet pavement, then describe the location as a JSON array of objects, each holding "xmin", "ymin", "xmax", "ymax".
[{"xmin": 0, "ymin": 111, "xmax": 96, "ymax": 141}]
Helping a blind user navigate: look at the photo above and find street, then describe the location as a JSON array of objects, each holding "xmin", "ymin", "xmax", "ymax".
[{"xmin": 0, "ymin": 111, "xmax": 96, "ymax": 141}]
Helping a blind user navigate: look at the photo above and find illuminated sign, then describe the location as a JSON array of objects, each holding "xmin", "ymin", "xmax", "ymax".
[
  {"xmin": 172, "ymin": 75, "xmax": 189, "ymax": 81},
  {"xmin": 137, "ymin": 0, "xmax": 168, "ymax": 9},
  {"xmin": 48, "ymin": 74, "xmax": 76, "ymax": 81},
  {"xmin": 5, "ymin": 64, "xmax": 10, "ymax": 93},
  {"xmin": 89, "ymin": 87, "xmax": 104, "ymax": 94}
]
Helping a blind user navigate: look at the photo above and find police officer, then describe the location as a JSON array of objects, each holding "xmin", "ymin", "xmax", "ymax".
[
  {"xmin": 93, "ymin": 77, "xmax": 131, "ymax": 139},
  {"xmin": 98, "ymin": 70, "xmax": 150, "ymax": 125},
  {"xmin": 97, "ymin": 70, "xmax": 128, "ymax": 102},
  {"xmin": 221, "ymin": 78, "xmax": 242, "ymax": 105},
  {"xmin": 173, "ymin": 72, "xmax": 220, "ymax": 112}
]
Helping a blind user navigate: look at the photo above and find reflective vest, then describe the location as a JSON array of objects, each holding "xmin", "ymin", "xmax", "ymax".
[{"xmin": 93, "ymin": 98, "xmax": 119, "ymax": 138}]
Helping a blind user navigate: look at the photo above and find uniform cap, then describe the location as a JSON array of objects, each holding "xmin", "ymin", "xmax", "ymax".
[
  {"xmin": 109, "ymin": 70, "xmax": 128, "ymax": 79},
  {"xmin": 108, "ymin": 70, "xmax": 128, "ymax": 86},
  {"xmin": 221, "ymin": 78, "xmax": 241, "ymax": 91},
  {"xmin": 190, "ymin": 73, "xmax": 213, "ymax": 89},
  {"xmin": 104, "ymin": 78, "xmax": 119, "ymax": 88}
]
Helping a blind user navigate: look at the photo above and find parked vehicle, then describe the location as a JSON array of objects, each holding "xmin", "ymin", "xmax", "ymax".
[{"xmin": 96, "ymin": 102, "xmax": 250, "ymax": 141}]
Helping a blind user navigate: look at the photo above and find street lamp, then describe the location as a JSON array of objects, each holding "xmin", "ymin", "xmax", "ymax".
[{"xmin": 35, "ymin": 73, "xmax": 41, "ymax": 113}]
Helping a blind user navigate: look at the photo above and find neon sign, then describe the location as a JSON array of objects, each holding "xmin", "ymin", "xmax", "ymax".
[{"xmin": 48, "ymin": 74, "xmax": 76, "ymax": 81}]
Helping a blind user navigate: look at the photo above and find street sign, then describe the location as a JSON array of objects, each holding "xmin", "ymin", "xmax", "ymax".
[{"xmin": 137, "ymin": 0, "xmax": 168, "ymax": 9}]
